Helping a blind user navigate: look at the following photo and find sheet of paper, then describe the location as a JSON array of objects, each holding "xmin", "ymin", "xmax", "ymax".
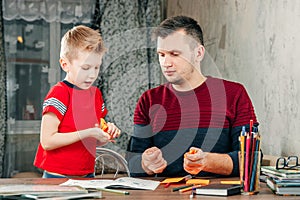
[
  {"xmin": 161, "ymin": 177, "xmax": 185, "ymax": 184},
  {"xmin": 61, "ymin": 179, "xmax": 113, "ymax": 189},
  {"xmin": 186, "ymin": 179, "xmax": 210, "ymax": 185},
  {"xmin": 61, "ymin": 177, "xmax": 160, "ymax": 190}
]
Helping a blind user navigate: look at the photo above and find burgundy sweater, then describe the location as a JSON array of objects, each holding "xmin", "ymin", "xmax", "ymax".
[{"xmin": 127, "ymin": 76, "xmax": 258, "ymax": 177}]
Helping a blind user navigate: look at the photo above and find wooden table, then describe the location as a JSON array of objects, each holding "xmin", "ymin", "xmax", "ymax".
[{"xmin": 0, "ymin": 177, "xmax": 297, "ymax": 200}]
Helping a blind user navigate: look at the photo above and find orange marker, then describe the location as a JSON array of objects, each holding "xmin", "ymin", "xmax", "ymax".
[
  {"xmin": 184, "ymin": 149, "xmax": 197, "ymax": 158},
  {"xmin": 189, "ymin": 149, "xmax": 197, "ymax": 154}
]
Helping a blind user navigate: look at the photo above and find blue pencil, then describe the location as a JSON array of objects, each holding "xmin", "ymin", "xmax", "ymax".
[{"xmin": 249, "ymin": 136, "xmax": 260, "ymax": 191}]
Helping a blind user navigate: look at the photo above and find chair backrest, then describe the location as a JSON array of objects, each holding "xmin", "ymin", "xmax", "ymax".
[{"xmin": 95, "ymin": 147, "xmax": 130, "ymax": 178}]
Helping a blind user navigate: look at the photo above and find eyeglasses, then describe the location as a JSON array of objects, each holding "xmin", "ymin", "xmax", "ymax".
[{"xmin": 276, "ymin": 156, "xmax": 300, "ymax": 170}]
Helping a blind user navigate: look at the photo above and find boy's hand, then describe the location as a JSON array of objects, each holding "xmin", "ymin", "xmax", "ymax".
[
  {"xmin": 90, "ymin": 125, "xmax": 111, "ymax": 146},
  {"xmin": 100, "ymin": 118, "xmax": 121, "ymax": 140},
  {"xmin": 106, "ymin": 122, "xmax": 121, "ymax": 139}
]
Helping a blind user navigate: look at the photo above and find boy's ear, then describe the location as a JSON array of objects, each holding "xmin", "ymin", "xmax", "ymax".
[{"xmin": 59, "ymin": 57, "xmax": 69, "ymax": 72}]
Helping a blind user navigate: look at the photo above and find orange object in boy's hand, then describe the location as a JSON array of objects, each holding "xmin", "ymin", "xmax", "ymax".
[
  {"xmin": 100, "ymin": 118, "xmax": 109, "ymax": 132},
  {"xmin": 99, "ymin": 118, "xmax": 115, "ymax": 142}
]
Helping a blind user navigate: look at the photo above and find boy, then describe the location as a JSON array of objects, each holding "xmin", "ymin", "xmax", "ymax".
[{"xmin": 34, "ymin": 25, "xmax": 121, "ymax": 178}]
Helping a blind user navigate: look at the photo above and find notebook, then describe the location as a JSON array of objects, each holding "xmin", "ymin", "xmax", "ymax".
[
  {"xmin": 195, "ymin": 184, "xmax": 241, "ymax": 196},
  {"xmin": 261, "ymin": 166, "xmax": 300, "ymax": 178},
  {"xmin": 266, "ymin": 176, "xmax": 300, "ymax": 195}
]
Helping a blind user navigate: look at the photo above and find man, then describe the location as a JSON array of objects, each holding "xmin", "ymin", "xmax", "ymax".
[{"xmin": 126, "ymin": 16, "xmax": 258, "ymax": 177}]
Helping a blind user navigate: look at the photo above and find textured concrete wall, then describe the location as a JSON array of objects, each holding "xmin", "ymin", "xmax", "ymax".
[{"xmin": 167, "ymin": 0, "xmax": 300, "ymax": 157}]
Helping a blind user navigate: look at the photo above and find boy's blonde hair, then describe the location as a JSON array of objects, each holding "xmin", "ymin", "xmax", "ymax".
[{"xmin": 60, "ymin": 25, "xmax": 106, "ymax": 62}]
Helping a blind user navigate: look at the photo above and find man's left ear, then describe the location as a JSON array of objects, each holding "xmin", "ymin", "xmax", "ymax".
[{"xmin": 196, "ymin": 45, "xmax": 205, "ymax": 62}]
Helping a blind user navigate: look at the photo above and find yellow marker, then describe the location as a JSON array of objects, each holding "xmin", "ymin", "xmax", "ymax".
[
  {"xmin": 220, "ymin": 180, "xmax": 241, "ymax": 184},
  {"xmin": 240, "ymin": 135, "xmax": 245, "ymax": 183}
]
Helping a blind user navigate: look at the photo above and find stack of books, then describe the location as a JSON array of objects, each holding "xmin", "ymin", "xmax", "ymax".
[{"xmin": 261, "ymin": 166, "xmax": 300, "ymax": 195}]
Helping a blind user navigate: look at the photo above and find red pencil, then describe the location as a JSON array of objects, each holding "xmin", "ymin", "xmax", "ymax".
[
  {"xmin": 244, "ymin": 133, "xmax": 251, "ymax": 192},
  {"xmin": 249, "ymin": 119, "xmax": 253, "ymax": 135}
]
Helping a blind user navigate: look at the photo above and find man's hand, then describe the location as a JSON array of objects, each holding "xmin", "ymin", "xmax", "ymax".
[
  {"xmin": 183, "ymin": 147, "xmax": 207, "ymax": 175},
  {"xmin": 184, "ymin": 147, "xmax": 234, "ymax": 175},
  {"xmin": 141, "ymin": 147, "xmax": 167, "ymax": 175}
]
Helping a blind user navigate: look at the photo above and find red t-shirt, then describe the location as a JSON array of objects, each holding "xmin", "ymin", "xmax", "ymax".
[{"xmin": 34, "ymin": 81, "xmax": 107, "ymax": 176}]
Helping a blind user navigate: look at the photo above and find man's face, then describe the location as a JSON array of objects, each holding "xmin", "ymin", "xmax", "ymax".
[{"xmin": 157, "ymin": 30, "xmax": 201, "ymax": 86}]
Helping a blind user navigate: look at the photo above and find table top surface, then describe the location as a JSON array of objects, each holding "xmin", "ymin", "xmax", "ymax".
[{"xmin": 0, "ymin": 177, "xmax": 298, "ymax": 200}]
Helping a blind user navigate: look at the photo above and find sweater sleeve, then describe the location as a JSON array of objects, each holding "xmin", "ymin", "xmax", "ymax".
[
  {"xmin": 228, "ymin": 125, "xmax": 241, "ymax": 176},
  {"xmin": 126, "ymin": 124, "xmax": 154, "ymax": 177}
]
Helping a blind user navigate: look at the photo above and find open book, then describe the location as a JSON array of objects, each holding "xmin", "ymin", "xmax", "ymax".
[{"xmin": 60, "ymin": 177, "xmax": 160, "ymax": 191}]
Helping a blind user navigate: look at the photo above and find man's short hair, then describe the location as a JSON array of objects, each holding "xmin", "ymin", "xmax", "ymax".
[{"xmin": 153, "ymin": 15, "xmax": 204, "ymax": 46}]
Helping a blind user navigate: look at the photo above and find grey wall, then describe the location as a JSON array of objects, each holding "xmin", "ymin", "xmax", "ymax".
[{"xmin": 167, "ymin": 0, "xmax": 300, "ymax": 157}]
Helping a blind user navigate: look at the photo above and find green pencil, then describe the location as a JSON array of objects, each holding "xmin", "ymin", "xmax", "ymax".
[{"xmin": 172, "ymin": 184, "xmax": 194, "ymax": 192}]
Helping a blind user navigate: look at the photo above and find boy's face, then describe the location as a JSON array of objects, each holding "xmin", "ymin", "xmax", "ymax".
[{"xmin": 60, "ymin": 51, "xmax": 103, "ymax": 89}]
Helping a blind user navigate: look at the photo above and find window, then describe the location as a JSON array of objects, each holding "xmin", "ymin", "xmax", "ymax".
[
  {"xmin": 2, "ymin": 0, "xmax": 96, "ymax": 177},
  {"xmin": 3, "ymin": 0, "xmax": 96, "ymax": 134},
  {"xmin": 4, "ymin": 19, "xmax": 51, "ymax": 134}
]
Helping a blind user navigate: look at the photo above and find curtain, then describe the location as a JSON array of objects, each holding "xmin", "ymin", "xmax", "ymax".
[
  {"xmin": 0, "ymin": 0, "xmax": 8, "ymax": 177},
  {"xmin": 2, "ymin": 0, "xmax": 96, "ymax": 24},
  {"xmin": 92, "ymin": 0, "xmax": 162, "ymax": 155}
]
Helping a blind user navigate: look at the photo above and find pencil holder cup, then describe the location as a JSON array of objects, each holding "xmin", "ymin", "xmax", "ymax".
[{"xmin": 239, "ymin": 151, "xmax": 261, "ymax": 195}]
